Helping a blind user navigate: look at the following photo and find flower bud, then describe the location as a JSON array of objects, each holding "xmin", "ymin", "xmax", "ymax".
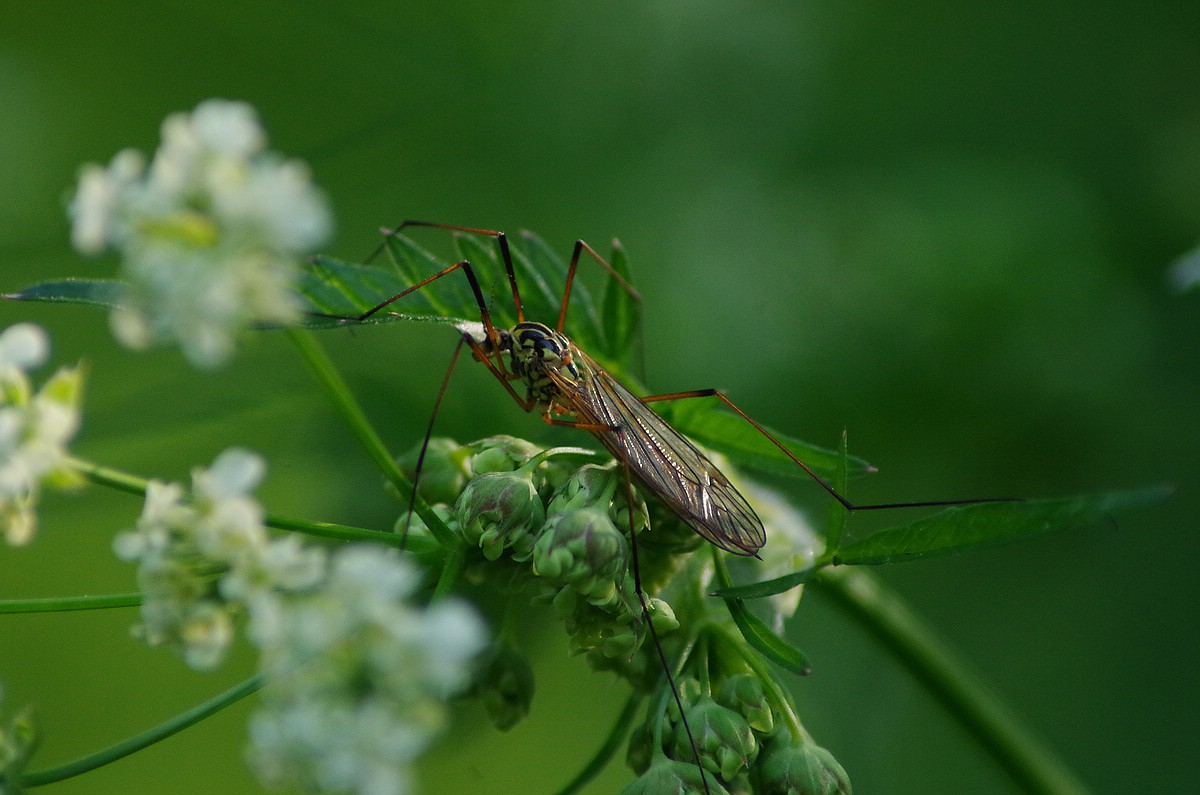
[
  {"xmin": 455, "ymin": 470, "xmax": 545, "ymax": 561},
  {"xmin": 619, "ymin": 757, "xmax": 731, "ymax": 795},
  {"xmin": 473, "ymin": 643, "xmax": 535, "ymax": 731},
  {"xmin": 533, "ymin": 506, "xmax": 629, "ymax": 604},
  {"xmin": 716, "ymin": 673, "xmax": 774, "ymax": 734},
  {"xmin": 552, "ymin": 586, "xmax": 632, "ymax": 659},
  {"xmin": 756, "ymin": 733, "xmax": 851, "ymax": 795},
  {"xmin": 464, "ymin": 435, "xmax": 543, "ymax": 476},
  {"xmin": 546, "ymin": 463, "xmax": 618, "ymax": 514},
  {"xmin": 672, "ymin": 695, "xmax": 758, "ymax": 782},
  {"xmin": 393, "ymin": 502, "xmax": 456, "ymax": 546},
  {"xmin": 645, "ymin": 596, "xmax": 680, "ymax": 635},
  {"xmin": 0, "ymin": 698, "xmax": 37, "ymax": 784},
  {"xmin": 393, "ymin": 437, "xmax": 467, "ymax": 506}
]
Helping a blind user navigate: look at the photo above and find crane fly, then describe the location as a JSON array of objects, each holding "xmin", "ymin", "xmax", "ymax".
[
  {"xmin": 325, "ymin": 221, "xmax": 780, "ymax": 556},
  {"xmin": 313, "ymin": 220, "xmax": 1012, "ymax": 795},
  {"xmin": 321, "ymin": 220, "xmax": 1000, "ymax": 556}
]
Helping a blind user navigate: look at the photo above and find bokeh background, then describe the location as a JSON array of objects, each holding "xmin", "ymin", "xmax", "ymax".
[{"xmin": 2, "ymin": 3, "xmax": 1197, "ymax": 793}]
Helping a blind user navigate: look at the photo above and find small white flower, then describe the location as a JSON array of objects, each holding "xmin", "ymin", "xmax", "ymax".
[
  {"xmin": 0, "ymin": 324, "xmax": 49, "ymax": 372},
  {"xmin": 115, "ymin": 448, "xmax": 274, "ymax": 668},
  {"xmin": 247, "ymin": 546, "xmax": 486, "ymax": 795},
  {"xmin": 68, "ymin": 99, "xmax": 332, "ymax": 369},
  {"xmin": 68, "ymin": 149, "xmax": 146, "ymax": 254},
  {"xmin": 189, "ymin": 99, "xmax": 265, "ymax": 157},
  {"xmin": 195, "ymin": 447, "xmax": 265, "ymax": 501},
  {"xmin": 179, "ymin": 601, "xmax": 236, "ymax": 670},
  {"xmin": 0, "ymin": 325, "xmax": 83, "ymax": 546}
]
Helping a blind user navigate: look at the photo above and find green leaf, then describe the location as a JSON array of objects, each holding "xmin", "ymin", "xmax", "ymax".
[
  {"xmin": 711, "ymin": 565, "xmax": 820, "ymax": 601},
  {"xmin": 4, "ymin": 278, "xmax": 128, "ymax": 309},
  {"xmin": 660, "ymin": 397, "xmax": 876, "ymax": 482},
  {"xmin": 722, "ymin": 593, "xmax": 811, "ymax": 675},
  {"xmin": 300, "ymin": 256, "xmax": 424, "ymax": 323},
  {"xmin": 299, "ymin": 231, "xmax": 619, "ymax": 357},
  {"xmin": 379, "ymin": 234, "xmax": 477, "ymax": 319},
  {"xmin": 825, "ymin": 428, "xmax": 851, "ymax": 551},
  {"xmin": 834, "ymin": 487, "xmax": 1172, "ymax": 566},
  {"xmin": 600, "ymin": 239, "xmax": 642, "ymax": 370}
]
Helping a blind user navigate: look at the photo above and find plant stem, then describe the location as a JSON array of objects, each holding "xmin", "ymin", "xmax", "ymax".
[
  {"xmin": 65, "ymin": 455, "xmax": 411, "ymax": 547},
  {"xmin": 0, "ymin": 593, "xmax": 141, "ymax": 614},
  {"xmin": 18, "ymin": 674, "xmax": 264, "ymax": 787},
  {"xmin": 814, "ymin": 566, "xmax": 1091, "ymax": 795}
]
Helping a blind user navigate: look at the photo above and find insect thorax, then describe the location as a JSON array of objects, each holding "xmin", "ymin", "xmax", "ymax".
[{"xmin": 502, "ymin": 322, "xmax": 585, "ymax": 406}]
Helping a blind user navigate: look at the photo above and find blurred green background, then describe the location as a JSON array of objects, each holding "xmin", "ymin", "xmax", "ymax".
[{"xmin": 2, "ymin": 2, "xmax": 1197, "ymax": 793}]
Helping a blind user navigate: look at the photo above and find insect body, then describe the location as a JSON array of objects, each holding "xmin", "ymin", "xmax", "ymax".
[{"xmin": 489, "ymin": 321, "xmax": 765, "ymax": 556}]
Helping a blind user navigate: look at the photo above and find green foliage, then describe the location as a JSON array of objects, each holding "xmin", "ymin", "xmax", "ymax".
[{"xmin": 832, "ymin": 488, "xmax": 1171, "ymax": 566}]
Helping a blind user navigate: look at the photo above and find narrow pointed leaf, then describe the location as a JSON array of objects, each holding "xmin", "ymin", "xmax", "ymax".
[
  {"xmin": 825, "ymin": 428, "xmax": 851, "ymax": 551},
  {"xmin": 600, "ymin": 239, "xmax": 641, "ymax": 370},
  {"xmin": 723, "ymin": 594, "xmax": 811, "ymax": 675},
  {"xmin": 712, "ymin": 565, "xmax": 820, "ymax": 601},
  {"xmin": 834, "ymin": 487, "xmax": 1171, "ymax": 566},
  {"xmin": 4, "ymin": 278, "xmax": 128, "ymax": 309}
]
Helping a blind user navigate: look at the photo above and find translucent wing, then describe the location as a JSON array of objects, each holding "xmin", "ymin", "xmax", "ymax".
[{"xmin": 557, "ymin": 348, "xmax": 766, "ymax": 556}]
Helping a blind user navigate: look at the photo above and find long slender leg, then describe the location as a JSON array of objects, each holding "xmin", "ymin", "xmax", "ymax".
[
  {"xmin": 372, "ymin": 221, "xmax": 643, "ymax": 350},
  {"xmin": 376, "ymin": 221, "xmax": 525, "ymax": 323},
  {"xmin": 639, "ymin": 388, "xmax": 1017, "ymax": 512},
  {"xmin": 556, "ymin": 238, "xmax": 642, "ymax": 333},
  {"xmin": 311, "ymin": 255, "xmax": 505, "ymax": 354},
  {"xmin": 619, "ymin": 467, "xmax": 712, "ymax": 795},
  {"xmin": 397, "ymin": 335, "xmax": 468, "ymax": 545}
]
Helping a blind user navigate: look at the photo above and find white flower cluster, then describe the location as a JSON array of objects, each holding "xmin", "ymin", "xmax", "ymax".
[
  {"xmin": 114, "ymin": 449, "xmax": 486, "ymax": 795},
  {"xmin": 248, "ymin": 547, "xmax": 486, "ymax": 795},
  {"xmin": 0, "ymin": 324, "xmax": 84, "ymax": 546},
  {"xmin": 112, "ymin": 447, "xmax": 323, "ymax": 669},
  {"xmin": 68, "ymin": 99, "xmax": 332, "ymax": 369}
]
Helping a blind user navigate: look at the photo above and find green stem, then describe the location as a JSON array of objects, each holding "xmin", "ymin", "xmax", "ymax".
[
  {"xmin": 0, "ymin": 593, "xmax": 141, "ymax": 614},
  {"xmin": 814, "ymin": 566, "xmax": 1090, "ymax": 795},
  {"xmin": 18, "ymin": 674, "xmax": 265, "ymax": 787},
  {"xmin": 66, "ymin": 455, "xmax": 416, "ymax": 548},
  {"xmin": 432, "ymin": 542, "xmax": 466, "ymax": 601},
  {"xmin": 65, "ymin": 455, "xmax": 150, "ymax": 497},
  {"xmin": 283, "ymin": 326, "xmax": 458, "ymax": 549},
  {"xmin": 714, "ymin": 621, "xmax": 806, "ymax": 741}
]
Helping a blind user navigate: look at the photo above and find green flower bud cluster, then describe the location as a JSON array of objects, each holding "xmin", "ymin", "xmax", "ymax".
[
  {"xmin": 394, "ymin": 435, "xmax": 547, "ymax": 507},
  {"xmin": 756, "ymin": 731, "xmax": 851, "ymax": 795},
  {"xmin": 630, "ymin": 667, "xmax": 850, "ymax": 795},
  {"xmin": 393, "ymin": 437, "xmax": 687, "ymax": 700},
  {"xmin": 395, "ymin": 435, "xmax": 850, "ymax": 794}
]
